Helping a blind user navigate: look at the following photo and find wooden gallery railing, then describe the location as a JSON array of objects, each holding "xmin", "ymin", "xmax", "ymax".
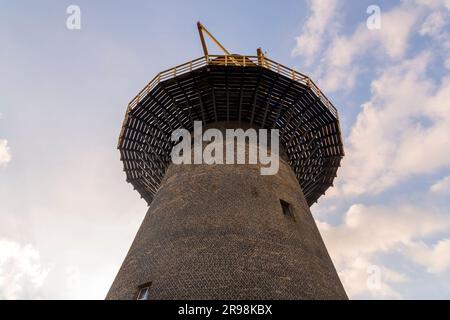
[{"xmin": 119, "ymin": 55, "xmax": 338, "ymax": 147}]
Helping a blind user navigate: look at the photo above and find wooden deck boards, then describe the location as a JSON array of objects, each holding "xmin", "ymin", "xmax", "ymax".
[{"xmin": 118, "ymin": 59, "xmax": 344, "ymax": 206}]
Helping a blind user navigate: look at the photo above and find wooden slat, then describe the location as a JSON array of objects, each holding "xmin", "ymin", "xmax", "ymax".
[{"xmin": 118, "ymin": 58, "xmax": 344, "ymax": 207}]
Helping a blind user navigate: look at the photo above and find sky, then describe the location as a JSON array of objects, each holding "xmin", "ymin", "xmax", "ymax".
[{"xmin": 1, "ymin": 0, "xmax": 450, "ymax": 299}]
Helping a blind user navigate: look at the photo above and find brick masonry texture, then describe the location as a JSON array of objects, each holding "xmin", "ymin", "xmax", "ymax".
[{"xmin": 106, "ymin": 125, "xmax": 347, "ymax": 299}]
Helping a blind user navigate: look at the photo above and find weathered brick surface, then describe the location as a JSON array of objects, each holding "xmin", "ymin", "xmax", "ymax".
[{"xmin": 106, "ymin": 129, "xmax": 347, "ymax": 299}]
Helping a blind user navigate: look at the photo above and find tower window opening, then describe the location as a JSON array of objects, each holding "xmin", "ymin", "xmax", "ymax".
[
  {"xmin": 136, "ymin": 282, "xmax": 152, "ymax": 300},
  {"xmin": 280, "ymin": 199, "xmax": 295, "ymax": 221}
]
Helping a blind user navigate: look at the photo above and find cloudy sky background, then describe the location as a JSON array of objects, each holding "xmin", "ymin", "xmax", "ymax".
[{"xmin": 1, "ymin": 0, "xmax": 450, "ymax": 299}]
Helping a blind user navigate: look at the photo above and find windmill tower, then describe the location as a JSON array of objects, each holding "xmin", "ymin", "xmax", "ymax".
[{"xmin": 106, "ymin": 23, "xmax": 347, "ymax": 299}]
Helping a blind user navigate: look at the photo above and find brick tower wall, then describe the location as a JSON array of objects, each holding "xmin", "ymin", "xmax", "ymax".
[{"xmin": 106, "ymin": 123, "xmax": 347, "ymax": 299}]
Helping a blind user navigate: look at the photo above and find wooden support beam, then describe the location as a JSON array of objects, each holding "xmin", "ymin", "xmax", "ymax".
[{"xmin": 197, "ymin": 21, "xmax": 232, "ymax": 56}]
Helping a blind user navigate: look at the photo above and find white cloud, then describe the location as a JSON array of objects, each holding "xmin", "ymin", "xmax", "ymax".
[
  {"xmin": 292, "ymin": 1, "xmax": 450, "ymax": 196},
  {"xmin": 55, "ymin": 264, "xmax": 116, "ymax": 300},
  {"xmin": 0, "ymin": 148, "xmax": 146, "ymax": 299},
  {"xmin": 321, "ymin": 4, "xmax": 419, "ymax": 92},
  {"xmin": 0, "ymin": 236, "xmax": 119, "ymax": 300},
  {"xmin": 291, "ymin": 0, "xmax": 340, "ymax": 65},
  {"xmin": 320, "ymin": 203, "xmax": 450, "ymax": 265},
  {"xmin": 419, "ymin": 9, "xmax": 450, "ymax": 69},
  {"xmin": 406, "ymin": 239, "xmax": 450, "ymax": 273},
  {"xmin": 0, "ymin": 239, "xmax": 50, "ymax": 299},
  {"xmin": 337, "ymin": 256, "xmax": 407, "ymax": 299},
  {"xmin": 338, "ymin": 52, "xmax": 450, "ymax": 195},
  {"xmin": 317, "ymin": 203, "xmax": 450, "ymax": 298},
  {"xmin": 420, "ymin": 11, "xmax": 446, "ymax": 36},
  {"xmin": 293, "ymin": 1, "xmax": 425, "ymax": 92},
  {"xmin": 293, "ymin": 0, "xmax": 450, "ymax": 92},
  {"xmin": 430, "ymin": 176, "xmax": 450, "ymax": 194},
  {"xmin": 0, "ymin": 139, "xmax": 11, "ymax": 167}
]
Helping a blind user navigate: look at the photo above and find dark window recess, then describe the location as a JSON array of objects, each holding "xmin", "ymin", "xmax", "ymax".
[
  {"xmin": 280, "ymin": 199, "xmax": 295, "ymax": 221},
  {"xmin": 136, "ymin": 282, "xmax": 152, "ymax": 300}
]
